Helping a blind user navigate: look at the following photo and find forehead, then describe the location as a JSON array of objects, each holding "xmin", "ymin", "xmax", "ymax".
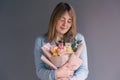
[{"xmin": 60, "ymin": 11, "xmax": 72, "ymax": 19}]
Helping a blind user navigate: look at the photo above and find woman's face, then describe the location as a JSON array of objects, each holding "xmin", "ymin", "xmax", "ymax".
[{"xmin": 55, "ymin": 12, "xmax": 72, "ymax": 36}]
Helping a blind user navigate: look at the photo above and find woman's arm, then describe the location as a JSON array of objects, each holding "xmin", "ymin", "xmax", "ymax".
[
  {"xmin": 34, "ymin": 37, "xmax": 56, "ymax": 80},
  {"xmin": 70, "ymin": 34, "xmax": 89, "ymax": 80}
]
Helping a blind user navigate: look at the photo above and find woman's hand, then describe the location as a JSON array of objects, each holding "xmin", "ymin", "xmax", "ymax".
[
  {"xmin": 68, "ymin": 54, "xmax": 83, "ymax": 70},
  {"xmin": 56, "ymin": 63, "xmax": 74, "ymax": 78}
]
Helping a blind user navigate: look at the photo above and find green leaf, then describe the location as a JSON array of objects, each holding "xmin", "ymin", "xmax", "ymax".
[{"xmin": 77, "ymin": 40, "xmax": 82, "ymax": 44}]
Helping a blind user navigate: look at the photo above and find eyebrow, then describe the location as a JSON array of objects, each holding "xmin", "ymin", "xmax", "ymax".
[{"xmin": 61, "ymin": 17, "xmax": 72, "ymax": 20}]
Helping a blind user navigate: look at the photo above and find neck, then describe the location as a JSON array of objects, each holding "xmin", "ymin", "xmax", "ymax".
[{"xmin": 54, "ymin": 33, "xmax": 64, "ymax": 42}]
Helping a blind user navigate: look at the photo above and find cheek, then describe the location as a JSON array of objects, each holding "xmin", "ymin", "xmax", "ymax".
[
  {"xmin": 57, "ymin": 20, "xmax": 63, "ymax": 25},
  {"xmin": 56, "ymin": 22, "xmax": 63, "ymax": 29},
  {"xmin": 69, "ymin": 24, "xmax": 72, "ymax": 27},
  {"xmin": 68, "ymin": 24, "xmax": 72, "ymax": 29},
  {"xmin": 55, "ymin": 22, "xmax": 61, "ymax": 31}
]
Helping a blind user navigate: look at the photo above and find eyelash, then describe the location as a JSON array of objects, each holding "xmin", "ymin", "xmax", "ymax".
[
  {"xmin": 68, "ymin": 20, "xmax": 72, "ymax": 23},
  {"xmin": 60, "ymin": 19, "xmax": 72, "ymax": 23}
]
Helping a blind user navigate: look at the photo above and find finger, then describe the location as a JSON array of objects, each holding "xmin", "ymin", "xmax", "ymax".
[
  {"xmin": 69, "ymin": 71, "xmax": 74, "ymax": 76},
  {"xmin": 67, "ymin": 65, "xmax": 74, "ymax": 70},
  {"xmin": 63, "ymin": 62, "xmax": 69, "ymax": 67}
]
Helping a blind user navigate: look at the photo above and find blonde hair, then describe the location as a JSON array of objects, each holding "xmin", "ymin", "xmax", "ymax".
[{"xmin": 46, "ymin": 2, "xmax": 76, "ymax": 42}]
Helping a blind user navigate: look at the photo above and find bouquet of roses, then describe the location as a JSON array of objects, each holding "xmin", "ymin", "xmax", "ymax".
[{"xmin": 41, "ymin": 38, "xmax": 83, "ymax": 70}]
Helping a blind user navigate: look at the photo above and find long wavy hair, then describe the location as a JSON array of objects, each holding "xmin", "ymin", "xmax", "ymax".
[{"xmin": 46, "ymin": 2, "xmax": 77, "ymax": 42}]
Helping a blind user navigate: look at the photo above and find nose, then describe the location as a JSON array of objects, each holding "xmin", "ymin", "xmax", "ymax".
[{"xmin": 62, "ymin": 20, "xmax": 67, "ymax": 26}]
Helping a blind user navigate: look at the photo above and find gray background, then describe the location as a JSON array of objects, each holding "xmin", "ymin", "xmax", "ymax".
[{"xmin": 0, "ymin": 0, "xmax": 120, "ymax": 80}]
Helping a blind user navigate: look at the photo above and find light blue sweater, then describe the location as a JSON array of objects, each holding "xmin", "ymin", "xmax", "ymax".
[{"xmin": 34, "ymin": 33, "xmax": 89, "ymax": 80}]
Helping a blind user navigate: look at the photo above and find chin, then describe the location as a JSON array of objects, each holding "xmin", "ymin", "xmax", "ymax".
[
  {"xmin": 58, "ymin": 30, "xmax": 69, "ymax": 35},
  {"xmin": 60, "ymin": 32, "xmax": 67, "ymax": 35}
]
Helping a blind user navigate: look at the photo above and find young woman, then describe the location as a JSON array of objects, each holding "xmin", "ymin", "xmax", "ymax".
[{"xmin": 34, "ymin": 2, "xmax": 89, "ymax": 80}]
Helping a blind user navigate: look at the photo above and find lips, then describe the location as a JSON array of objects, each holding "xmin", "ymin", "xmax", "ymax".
[{"xmin": 60, "ymin": 27, "xmax": 67, "ymax": 30}]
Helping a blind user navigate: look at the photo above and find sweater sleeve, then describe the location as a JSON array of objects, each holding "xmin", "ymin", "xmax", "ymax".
[
  {"xmin": 70, "ymin": 33, "xmax": 89, "ymax": 80},
  {"xmin": 34, "ymin": 37, "xmax": 56, "ymax": 80}
]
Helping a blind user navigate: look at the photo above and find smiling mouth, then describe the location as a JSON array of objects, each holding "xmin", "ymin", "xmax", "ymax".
[{"xmin": 60, "ymin": 27, "xmax": 67, "ymax": 30}]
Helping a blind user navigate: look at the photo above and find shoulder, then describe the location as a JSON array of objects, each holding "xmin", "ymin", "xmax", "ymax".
[
  {"xmin": 75, "ymin": 33, "xmax": 85, "ymax": 41},
  {"xmin": 35, "ymin": 34, "xmax": 47, "ymax": 44},
  {"xmin": 36, "ymin": 33, "xmax": 47, "ymax": 41}
]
